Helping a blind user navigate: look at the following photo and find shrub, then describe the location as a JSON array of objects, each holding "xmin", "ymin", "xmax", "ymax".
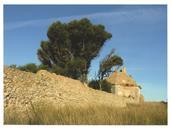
[
  {"xmin": 17, "ymin": 63, "xmax": 38, "ymax": 73},
  {"xmin": 88, "ymin": 80, "xmax": 100, "ymax": 90},
  {"xmin": 100, "ymin": 80, "xmax": 112, "ymax": 93},
  {"xmin": 38, "ymin": 64, "xmax": 49, "ymax": 70},
  {"xmin": 9, "ymin": 64, "xmax": 17, "ymax": 68},
  {"xmin": 50, "ymin": 64, "xmax": 67, "ymax": 76},
  {"xmin": 88, "ymin": 80, "xmax": 112, "ymax": 93}
]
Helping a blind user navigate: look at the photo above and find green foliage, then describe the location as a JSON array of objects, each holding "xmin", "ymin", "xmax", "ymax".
[
  {"xmin": 66, "ymin": 58, "xmax": 87, "ymax": 81},
  {"xmin": 98, "ymin": 49, "xmax": 123, "ymax": 80},
  {"xmin": 88, "ymin": 79, "xmax": 112, "ymax": 93},
  {"xmin": 38, "ymin": 64, "xmax": 49, "ymax": 71},
  {"xmin": 17, "ymin": 63, "xmax": 38, "ymax": 73},
  {"xmin": 37, "ymin": 18, "xmax": 112, "ymax": 82},
  {"xmin": 50, "ymin": 64, "xmax": 67, "ymax": 76},
  {"xmin": 9, "ymin": 64, "xmax": 17, "ymax": 68},
  {"xmin": 88, "ymin": 80, "xmax": 100, "ymax": 90},
  {"xmin": 10, "ymin": 63, "xmax": 50, "ymax": 74},
  {"xmin": 100, "ymin": 80, "xmax": 112, "ymax": 93},
  {"xmin": 138, "ymin": 85, "xmax": 142, "ymax": 89}
]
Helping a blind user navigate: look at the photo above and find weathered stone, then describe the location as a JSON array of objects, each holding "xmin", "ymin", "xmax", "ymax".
[
  {"xmin": 4, "ymin": 67, "xmax": 127, "ymax": 113},
  {"xmin": 106, "ymin": 66, "xmax": 143, "ymax": 104}
]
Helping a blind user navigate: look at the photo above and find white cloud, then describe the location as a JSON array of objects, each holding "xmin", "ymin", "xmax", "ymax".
[
  {"xmin": 5, "ymin": 7, "xmax": 164, "ymax": 31},
  {"xmin": 127, "ymin": 67, "xmax": 144, "ymax": 71}
]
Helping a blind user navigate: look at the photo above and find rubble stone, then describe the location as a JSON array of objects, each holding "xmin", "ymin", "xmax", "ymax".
[{"xmin": 4, "ymin": 67, "xmax": 127, "ymax": 113}]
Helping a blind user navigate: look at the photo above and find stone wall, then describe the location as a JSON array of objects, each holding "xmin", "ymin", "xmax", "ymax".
[
  {"xmin": 4, "ymin": 67, "xmax": 127, "ymax": 115},
  {"xmin": 111, "ymin": 85, "xmax": 141, "ymax": 104}
]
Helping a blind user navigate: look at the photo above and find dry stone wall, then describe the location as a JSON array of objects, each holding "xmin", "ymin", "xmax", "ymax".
[{"xmin": 4, "ymin": 67, "xmax": 127, "ymax": 114}]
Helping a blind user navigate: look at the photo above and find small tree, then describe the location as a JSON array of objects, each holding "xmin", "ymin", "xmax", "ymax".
[
  {"xmin": 98, "ymin": 49, "xmax": 123, "ymax": 81},
  {"xmin": 98, "ymin": 49, "xmax": 123, "ymax": 90}
]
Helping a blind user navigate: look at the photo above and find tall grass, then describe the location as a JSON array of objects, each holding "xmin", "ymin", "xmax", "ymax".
[{"xmin": 4, "ymin": 102, "xmax": 167, "ymax": 125}]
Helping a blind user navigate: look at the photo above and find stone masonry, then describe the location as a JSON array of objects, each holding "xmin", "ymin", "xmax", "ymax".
[
  {"xmin": 106, "ymin": 67, "xmax": 144, "ymax": 104},
  {"xmin": 4, "ymin": 67, "xmax": 127, "ymax": 115}
]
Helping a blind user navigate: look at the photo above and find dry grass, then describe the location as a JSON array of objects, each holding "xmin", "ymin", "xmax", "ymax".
[{"xmin": 4, "ymin": 102, "xmax": 167, "ymax": 125}]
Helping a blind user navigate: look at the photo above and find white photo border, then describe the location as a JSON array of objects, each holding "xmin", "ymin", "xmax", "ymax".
[{"xmin": 0, "ymin": 0, "xmax": 170, "ymax": 128}]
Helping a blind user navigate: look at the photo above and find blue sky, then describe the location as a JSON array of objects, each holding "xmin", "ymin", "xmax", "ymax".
[{"xmin": 4, "ymin": 5, "xmax": 167, "ymax": 101}]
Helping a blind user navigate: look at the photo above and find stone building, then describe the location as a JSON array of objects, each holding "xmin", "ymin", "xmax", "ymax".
[{"xmin": 106, "ymin": 67, "xmax": 143, "ymax": 104}]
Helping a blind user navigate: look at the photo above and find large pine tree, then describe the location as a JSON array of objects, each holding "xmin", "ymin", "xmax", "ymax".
[{"xmin": 37, "ymin": 18, "xmax": 112, "ymax": 82}]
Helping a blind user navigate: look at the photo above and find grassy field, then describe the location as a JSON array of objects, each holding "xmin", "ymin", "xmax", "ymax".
[{"xmin": 4, "ymin": 102, "xmax": 167, "ymax": 125}]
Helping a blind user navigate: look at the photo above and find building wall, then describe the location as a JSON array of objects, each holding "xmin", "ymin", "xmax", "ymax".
[{"xmin": 111, "ymin": 85, "xmax": 141, "ymax": 104}]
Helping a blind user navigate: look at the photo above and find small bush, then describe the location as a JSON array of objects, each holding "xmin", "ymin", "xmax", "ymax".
[
  {"xmin": 38, "ymin": 64, "xmax": 49, "ymax": 70},
  {"xmin": 12, "ymin": 64, "xmax": 50, "ymax": 73},
  {"xmin": 88, "ymin": 80, "xmax": 100, "ymax": 90},
  {"xmin": 88, "ymin": 80, "xmax": 112, "ymax": 93},
  {"xmin": 17, "ymin": 63, "xmax": 38, "ymax": 73},
  {"xmin": 50, "ymin": 64, "xmax": 67, "ymax": 76},
  {"xmin": 100, "ymin": 80, "xmax": 112, "ymax": 93},
  {"xmin": 9, "ymin": 64, "xmax": 17, "ymax": 68}
]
